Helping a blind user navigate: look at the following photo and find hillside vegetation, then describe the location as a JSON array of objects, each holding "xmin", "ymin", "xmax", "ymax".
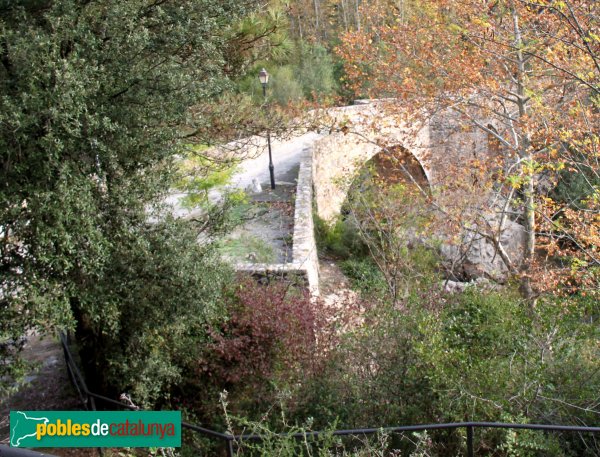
[{"xmin": 1, "ymin": 1, "xmax": 598, "ymax": 456}]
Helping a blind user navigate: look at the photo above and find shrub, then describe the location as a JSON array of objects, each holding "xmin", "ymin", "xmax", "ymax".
[
  {"xmin": 204, "ymin": 278, "xmax": 316, "ymax": 384},
  {"xmin": 185, "ymin": 277, "xmax": 321, "ymax": 423},
  {"xmin": 287, "ymin": 288, "xmax": 600, "ymax": 456},
  {"xmin": 74, "ymin": 217, "xmax": 232, "ymax": 407},
  {"xmin": 314, "ymin": 214, "xmax": 369, "ymax": 259},
  {"xmin": 339, "ymin": 257, "xmax": 388, "ymax": 298}
]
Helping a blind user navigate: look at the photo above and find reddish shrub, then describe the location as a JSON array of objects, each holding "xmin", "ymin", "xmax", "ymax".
[{"xmin": 202, "ymin": 277, "xmax": 317, "ymax": 385}]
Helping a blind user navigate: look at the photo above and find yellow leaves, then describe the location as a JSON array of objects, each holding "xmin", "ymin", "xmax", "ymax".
[
  {"xmin": 583, "ymin": 188, "xmax": 600, "ymax": 207},
  {"xmin": 554, "ymin": 1, "xmax": 567, "ymax": 11},
  {"xmin": 521, "ymin": 160, "xmax": 539, "ymax": 176},
  {"xmin": 448, "ymin": 23, "xmax": 465, "ymax": 35},
  {"xmin": 506, "ymin": 174, "xmax": 523, "ymax": 189},
  {"xmin": 559, "ymin": 130, "xmax": 573, "ymax": 141},
  {"xmin": 472, "ymin": 16, "xmax": 492, "ymax": 30}
]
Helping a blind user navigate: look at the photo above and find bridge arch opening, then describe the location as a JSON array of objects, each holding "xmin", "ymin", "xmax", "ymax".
[
  {"xmin": 346, "ymin": 145, "xmax": 430, "ymax": 201},
  {"xmin": 372, "ymin": 145, "xmax": 430, "ymax": 191},
  {"xmin": 341, "ymin": 145, "xmax": 431, "ymax": 221},
  {"xmin": 311, "ymin": 128, "xmax": 433, "ymax": 223}
]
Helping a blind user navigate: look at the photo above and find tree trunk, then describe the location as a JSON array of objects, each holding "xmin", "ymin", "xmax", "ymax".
[
  {"xmin": 512, "ymin": 3, "xmax": 536, "ymax": 302},
  {"xmin": 341, "ymin": 0, "xmax": 349, "ymax": 31},
  {"xmin": 313, "ymin": 0, "xmax": 320, "ymax": 38}
]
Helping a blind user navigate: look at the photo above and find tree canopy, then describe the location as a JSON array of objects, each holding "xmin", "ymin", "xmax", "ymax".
[
  {"xmin": 337, "ymin": 0, "xmax": 599, "ymax": 300},
  {"xmin": 0, "ymin": 0, "xmax": 258, "ymax": 396}
]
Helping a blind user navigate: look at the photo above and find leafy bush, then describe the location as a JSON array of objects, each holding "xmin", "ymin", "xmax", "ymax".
[
  {"xmin": 0, "ymin": 0, "xmax": 258, "ymax": 395},
  {"xmin": 314, "ymin": 214, "xmax": 369, "ymax": 259},
  {"xmin": 74, "ymin": 217, "xmax": 232, "ymax": 407},
  {"xmin": 202, "ymin": 278, "xmax": 316, "ymax": 385},
  {"xmin": 286, "ymin": 288, "xmax": 600, "ymax": 456},
  {"xmin": 219, "ymin": 392, "xmax": 433, "ymax": 457},
  {"xmin": 339, "ymin": 257, "xmax": 388, "ymax": 298},
  {"xmin": 178, "ymin": 277, "xmax": 323, "ymax": 427}
]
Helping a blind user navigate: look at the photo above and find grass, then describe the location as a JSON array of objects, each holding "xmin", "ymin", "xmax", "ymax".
[{"xmin": 218, "ymin": 234, "xmax": 276, "ymax": 263}]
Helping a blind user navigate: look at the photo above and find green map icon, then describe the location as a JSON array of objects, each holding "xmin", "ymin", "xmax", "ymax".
[{"xmin": 10, "ymin": 411, "xmax": 50, "ymax": 447}]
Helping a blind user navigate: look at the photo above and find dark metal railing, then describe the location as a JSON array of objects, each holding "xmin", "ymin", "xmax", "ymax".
[{"xmin": 58, "ymin": 333, "xmax": 600, "ymax": 457}]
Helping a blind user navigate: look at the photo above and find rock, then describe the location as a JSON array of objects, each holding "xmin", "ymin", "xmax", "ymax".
[
  {"xmin": 442, "ymin": 277, "xmax": 496, "ymax": 294},
  {"xmin": 247, "ymin": 178, "xmax": 262, "ymax": 194},
  {"xmin": 440, "ymin": 216, "xmax": 525, "ymax": 282},
  {"xmin": 443, "ymin": 280, "xmax": 471, "ymax": 293}
]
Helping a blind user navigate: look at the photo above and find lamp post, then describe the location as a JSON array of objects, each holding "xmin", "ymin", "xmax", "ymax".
[{"xmin": 259, "ymin": 68, "xmax": 275, "ymax": 190}]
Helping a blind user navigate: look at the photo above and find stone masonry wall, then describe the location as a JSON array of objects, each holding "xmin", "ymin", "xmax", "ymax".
[
  {"xmin": 311, "ymin": 103, "xmax": 431, "ymax": 223},
  {"xmin": 311, "ymin": 102, "xmax": 491, "ymax": 223},
  {"xmin": 236, "ymin": 145, "xmax": 320, "ymax": 295}
]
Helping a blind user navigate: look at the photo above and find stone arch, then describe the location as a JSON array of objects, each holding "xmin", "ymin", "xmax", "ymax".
[
  {"xmin": 312, "ymin": 131, "xmax": 432, "ymax": 223},
  {"xmin": 368, "ymin": 144, "xmax": 430, "ymax": 192},
  {"xmin": 311, "ymin": 102, "xmax": 493, "ymax": 223}
]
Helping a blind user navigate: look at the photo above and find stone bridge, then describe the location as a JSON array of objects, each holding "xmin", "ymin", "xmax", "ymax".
[
  {"xmin": 312, "ymin": 101, "xmax": 492, "ymax": 222},
  {"xmin": 238, "ymin": 100, "xmax": 501, "ymax": 294}
]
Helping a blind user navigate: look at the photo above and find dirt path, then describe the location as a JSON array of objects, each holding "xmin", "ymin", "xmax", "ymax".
[
  {"xmin": 0, "ymin": 334, "xmax": 97, "ymax": 456},
  {"xmin": 317, "ymin": 258, "xmax": 372, "ymax": 336},
  {"xmin": 319, "ymin": 258, "xmax": 352, "ymax": 296}
]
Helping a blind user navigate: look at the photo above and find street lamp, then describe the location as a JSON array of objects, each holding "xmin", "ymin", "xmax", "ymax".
[{"xmin": 259, "ymin": 68, "xmax": 275, "ymax": 190}]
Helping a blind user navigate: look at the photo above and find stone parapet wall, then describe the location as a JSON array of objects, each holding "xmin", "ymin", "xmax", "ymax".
[
  {"xmin": 291, "ymin": 146, "xmax": 319, "ymax": 293},
  {"xmin": 236, "ymin": 146, "xmax": 320, "ymax": 295}
]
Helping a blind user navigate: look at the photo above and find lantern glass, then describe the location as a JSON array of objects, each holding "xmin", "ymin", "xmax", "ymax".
[{"xmin": 258, "ymin": 68, "xmax": 269, "ymax": 85}]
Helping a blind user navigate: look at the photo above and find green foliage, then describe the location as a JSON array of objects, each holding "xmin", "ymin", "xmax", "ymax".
[
  {"xmin": 174, "ymin": 149, "xmax": 240, "ymax": 209},
  {"xmin": 227, "ymin": 2, "xmax": 293, "ymax": 67},
  {"xmin": 270, "ymin": 66, "xmax": 306, "ymax": 105},
  {"xmin": 314, "ymin": 214, "xmax": 369, "ymax": 259},
  {"xmin": 0, "ymin": 0, "xmax": 257, "ymax": 394},
  {"xmin": 75, "ymin": 218, "xmax": 233, "ymax": 406},
  {"xmin": 237, "ymin": 41, "xmax": 340, "ymax": 104},
  {"xmin": 218, "ymin": 234, "xmax": 276, "ymax": 263},
  {"xmin": 287, "ymin": 288, "xmax": 600, "ymax": 456},
  {"xmin": 551, "ymin": 165, "xmax": 600, "ymax": 207},
  {"xmin": 296, "ymin": 43, "xmax": 338, "ymax": 100},
  {"xmin": 219, "ymin": 392, "xmax": 408, "ymax": 457},
  {"xmin": 339, "ymin": 258, "xmax": 388, "ymax": 298}
]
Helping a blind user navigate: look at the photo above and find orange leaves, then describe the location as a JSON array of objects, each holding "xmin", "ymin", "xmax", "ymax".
[{"xmin": 334, "ymin": 0, "xmax": 599, "ymax": 297}]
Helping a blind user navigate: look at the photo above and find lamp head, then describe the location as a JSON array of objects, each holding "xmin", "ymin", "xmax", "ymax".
[{"xmin": 258, "ymin": 68, "xmax": 269, "ymax": 86}]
